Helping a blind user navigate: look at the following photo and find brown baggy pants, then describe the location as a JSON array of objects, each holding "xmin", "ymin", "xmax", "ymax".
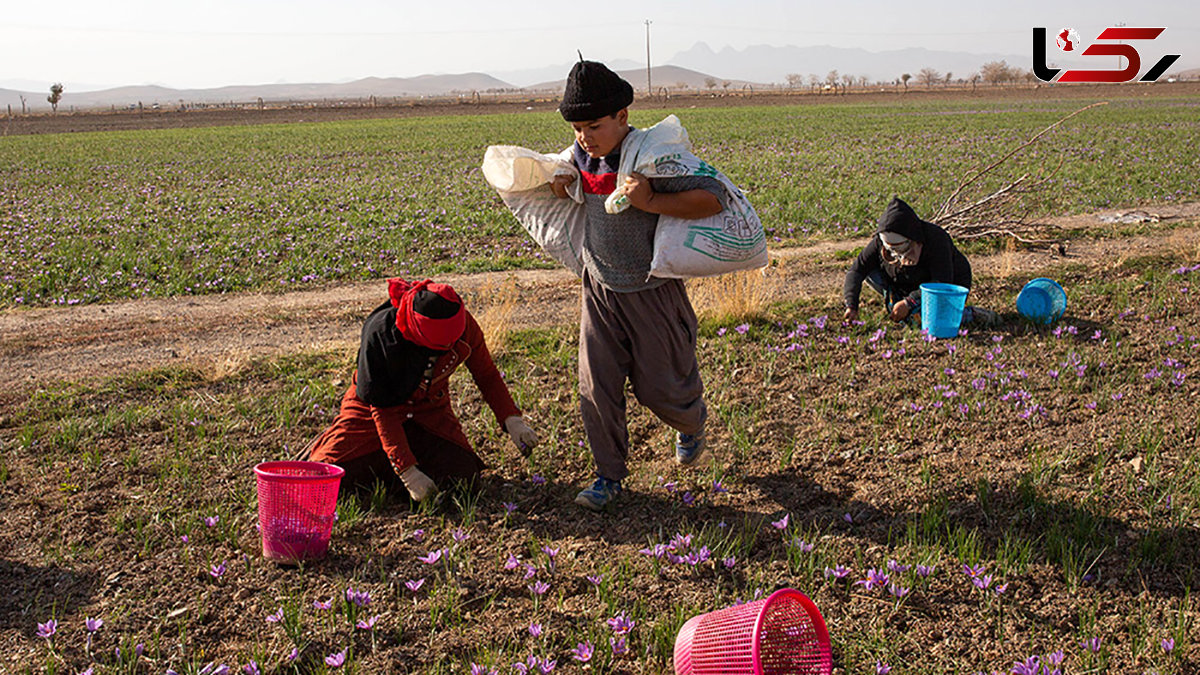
[{"xmin": 579, "ymin": 270, "xmax": 707, "ymax": 482}]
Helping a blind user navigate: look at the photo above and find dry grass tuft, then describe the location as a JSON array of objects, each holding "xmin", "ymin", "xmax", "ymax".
[
  {"xmin": 687, "ymin": 263, "xmax": 779, "ymax": 323},
  {"xmin": 999, "ymin": 237, "xmax": 1017, "ymax": 279},
  {"xmin": 466, "ymin": 276, "xmax": 521, "ymax": 356}
]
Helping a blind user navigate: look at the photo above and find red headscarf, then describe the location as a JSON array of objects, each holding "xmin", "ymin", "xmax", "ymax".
[{"xmin": 387, "ymin": 278, "xmax": 466, "ymax": 351}]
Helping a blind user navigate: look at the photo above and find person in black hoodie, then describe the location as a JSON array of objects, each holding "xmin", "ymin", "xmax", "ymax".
[{"xmin": 842, "ymin": 197, "xmax": 997, "ymax": 325}]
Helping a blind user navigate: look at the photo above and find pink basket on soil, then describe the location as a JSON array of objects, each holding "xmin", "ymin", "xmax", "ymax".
[
  {"xmin": 674, "ymin": 588, "xmax": 832, "ymax": 675},
  {"xmin": 254, "ymin": 461, "xmax": 344, "ymax": 563}
]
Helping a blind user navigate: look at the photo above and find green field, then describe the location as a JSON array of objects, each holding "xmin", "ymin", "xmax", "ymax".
[{"xmin": 2, "ymin": 96, "xmax": 1198, "ymax": 307}]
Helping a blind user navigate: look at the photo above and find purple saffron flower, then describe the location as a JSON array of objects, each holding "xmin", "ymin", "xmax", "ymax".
[
  {"xmin": 538, "ymin": 658, "xmax": 557, "ymax": 673},
  {"xmin": 735, "ymin": 323, "xmax": 749, "ymax": 334},
  {"xmin": 723, "ymin": 556, "xmax": 738, "ymax": 569},
  {"xmin": 607, "ymin": 612, "xmax": 635, "ymax": 634},
  {"xmin": 571, "ymin": 641, "xmax": 595, "ymax": 663},
  {"xmin": 875, "ymin": 662, "xmax": 892, "ymax": 674},
  {"xmin": 406, "ymin": 578, "xmax": 426, "ymax": 593},
  {"xmin": 916, "ymin": 564, "xmax": 935, "ymax": 578},
  {"xmin": 792, "ymin": 538, "xmax": 815, "ymax": 553},
  {"xmin": 1045, "ymin": 650, "xmax": 1065, "ymax": 666},
  {"xmin": 770, "ymin": 514, "xmax": 790, "ymax": 530},
  {"xmin": 504, "ymin": 553, "xmax": 521, "ymax": 570},
  {"xmin": 855, "ymin": 568, "xmax": 890, "ymax": 591},
  {"xmin": 1010, "ymin": 656, "xmax": 1040, "ymax": 675},
  {"xmin": 37, "ymin": 619, "xmax": 57, "ymax": 639},
  {"xmin": 1162, "ymin": 637, "xmax": 1175, "ymax": 653},
  {"xmin": 523, "ymin": 563, "xmax": 538, "ymax": 580},
  {"xmin": 1081, "ymin": 636, "xmax": 1102, "ymax": 653},
  {"xmin": 356, "ymin": 615, "xmax": 379, "ymax": 630},
  {"xmin": 324, "ymin": 648, "xmax": 347, "ymax": 668},
  {"xmin": 843, "ymin": 512, "xmax": 854, "ymax": 524},
  {"xmin": 825, "ymin": 565, "xmax": 851, "ymax": 580},
  {"xmin": 204, "ymin": 515, "xmax": 219, "ymax": 527},
  {"xmin": 452, "ymin": 528, "xmax": 470, "ymax": 543},
  {"xmin": 502, "ymin": 502, "xmax": 517, "ymax": 514},
  {"xmin": 886, "ymin": 559, "xmax": 910, "ymax": 573},
  {"xmin": 243, "ymin": 662, "xmax": 260, "ymax": 675},
  {"xmin": 528, "ymin": 622, "xmax": 542, "ymax": 637},
  {"xmin": 470, "ymin": 665, "xmax": 498, "ymax": 675},
  {"xmin": 418, "ymin": 548, "xmax": 446, "ymax": 565},
  {"xmin": 541, "ymin": 545, "xmax": 559, "ymax": 559},
  {"xmin": 586, "ymin": 574, "xmax": 604, "ymax": 586},
  {"xmin": 887, "ymin": 583, "xmax": 910, "ymax": 598},
  {"xmin": 610, "ymin": 635, "xmax": 629, "ymax": 655},
  {"xmin": 994, "ymin": 582, "xmax": 1009, "ymax": 595},
  {"xmin": 313, "ymin": 597, "xmax": 333, "ymax": 610},
  {"xmin": 266, "ymin": 608, "xmax": 284, "ymax": 623},
  {"xmin": 209, "ymin": 561, "xmax": 227, "ymax": 578},
  {"xmin": 411, "ymin": 528, "xmax": 425, "ymax": 542},
  {"xmin": 286, "ymin": 648, "xmax": 299, "ymax": 662},
  {"xmin": 711, "ymin": 479, "xmax": 728, "ymax": 494},
  {"xmin": 528, "ymin": 580, "xmax": 550, "ymax": 596},
  {"xmin": 531, "ymin": 475, "xmax": 547, "ymax": 486},
  {"xmin": 85, "ymin": 616, "xmax": 103, "ymax": 632},
  {"xmin": 962, "ymin": 563, "xmax": 986, "ymax": 578}
]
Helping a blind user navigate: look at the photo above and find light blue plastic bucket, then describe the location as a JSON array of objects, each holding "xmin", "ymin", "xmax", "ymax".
[
  {"xmin": 1016, "ymin": 278, "xmax": 1067, "ymax": 325},
  {"xmin": 920, "ymin": 282, "xmax": 969, "ymax": 338}
]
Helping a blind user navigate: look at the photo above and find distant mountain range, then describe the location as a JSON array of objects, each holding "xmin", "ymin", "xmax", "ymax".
[{"xmin": 3, "ymin": 42, "xmax": 1195, "ymax": 113}]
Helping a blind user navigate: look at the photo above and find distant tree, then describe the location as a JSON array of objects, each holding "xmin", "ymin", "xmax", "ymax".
[
  {"xmin": 980, "ymin": 60, "xmax": 1012, "ymax": 85},
  {"xmin": 944, "ymin": 71, "xmax": 953, "ymax": 86},
  {"xmin": 825, "ymin": 69, "xmax": 840, "ymax": 91},
  {"xmin": 901, "ymin": 73, "xmax": 912, "ymax": 92},
  {"xmin": 808, "ymin": 74, "xmax": 820, "ymax": 91},
  {"xmin": 857, "ymin": 75, "xmax": 869, "ymax": 88},
  {"xmin": 19, "ymin": 95, "xmax": 27, "ymax": 114},
  {"xmin": 47, "ymin": 83, "xmax": 64, "ymax": 113},
  {"xmin": 786, "ymin": 73, "xmax": 804, "ymax": 90},
  {"xmin": 722, "ymin": 81, "xmax": 731, "ymax": 93},
  {"xmin": 969, "ymin": 72, "xmax": 981, "ymax": 92},
  {"xmin": 705, "ymin": 77, "xmax": 718, "ymax": 90},
  {"xmin": 841, "ymin": 73, "xmax": 854, "ymax": 93},
  {"xmin": 917, "ymin": 68, "xmax": 941, "ymax": 88}
]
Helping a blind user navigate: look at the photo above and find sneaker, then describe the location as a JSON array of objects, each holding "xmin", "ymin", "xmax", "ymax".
[
  {"xmin": 574, "ymin": 476, "xmax": 623, "ymax": 511},
  {"xmin": 966, "ymin": 306, "xmax": 1002, "ymax": 327},
  {"xmin": 675, "ymin": 429, "xmax": 708, "ymax": 466}
]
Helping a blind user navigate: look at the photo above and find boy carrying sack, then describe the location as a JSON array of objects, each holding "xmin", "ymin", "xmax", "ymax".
[{"xmin": 482, "ymin": 58, "xmax": 766, "ymax": 511}]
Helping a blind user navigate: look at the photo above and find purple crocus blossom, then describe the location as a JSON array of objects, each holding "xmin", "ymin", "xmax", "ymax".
[
  {"xmin": 266, "ymin": 608, "xmax": 284, "ymax": 623},
  {"xmin": 209, "ymin": 561, "xmax": 226, "ymax": 578},
  {"xmin": 470, "ymin": 664, "xmax": 498, "ymax": 675},
  {"xmin": 37, "ymin": 619, "xmax": 57, "ymax": 639},
  {"xmin": 916, "ymin": 564, "xmax": 935, "ymax": 578},
  {"xmin": 356, "ymin": 615, "xmax": 379, "ymax": 630},
  {"xmin": 1162, "ymin": 637, "xmax": 1175, "ymax": 653},
  {"xmin": 875, "ymin": 662, "xmax": 892, "ymax": 674},
  {"xmin": 411, "ymin": 528, "xmax": 425, "ymax": 542},
  {"xmin": 723, "ymin": 556, "xmax": 737, "ymax": 569},
  {"xmin": 243, "ymin": 661, "xmax": 260, "ymax": 675},
  {"xmin": 1081, "ymin": 636, "xmax": 1102, "ymax": 653},
  {"xmin": 452, "ymin": 528, "xmax": 470, "ymax": 543},
  {"xmin": 418, "ymin": 548, "xmax": 446, "ymax": 565},
  {"xmin": 324, "ymin": 648, "xmax": 347, "ymax": 668},
  {"xmin": 610, "ymin": 636, "xmax": 629, "ymax": 655},
  {"xmin": 1010, "ymin": 656, "xmax": 1040, "ymax": 675},
  {"xmin": 825, "ymin": 565, "xmax": 851, "ymax": 580},
  {"xmin": 405, "ymin": 578, "xmax": 426, "ymax": 593},
  {"xmin": 607, "ymin": 612, "xmax": 635, "ymax": 634},
  {"xmin": 855, "ymin": 568, "xmax": 890, "ymax": 591},
  {"xmin": 204, "ymin": 515, "xmax": 219, "ymax": 527},
  {"xmin": 85, "ymin": 616, "xmax": 103, "ymax": 632},
  {"xmin": 286, "ymin": 648, "xmax": 300, "ymax": 662},
  {"xmin": 770, "ymin": 514, "xmax": 790, "ymax": 530},
  {"xmin": 586, "ymin": 574, "xmax": 603, "ymax": 585},
  {"xmin": 886, "ymin": 559, "xmax": 910, "ymax": 574},
  {"xmin": 571, "ymin": 641, "xmax": 595, "ymax": 663},
  {"xmin": 502, "ymin": 502, "xmax": 517, "ymax": 514},
  {"xmin": 313, "ymin": 597, "xmax": 333, "ymax": 610},
  {"xmin": 528, "ymin": 580, "xmax": 550, "ymax": 596},
  {"xmin": 528, "ymin": 622, "xmax": 542, "ymax": 637},
  {"xmin": 538, "ymin": 658, "xmax": 557, "ymax": 673}
]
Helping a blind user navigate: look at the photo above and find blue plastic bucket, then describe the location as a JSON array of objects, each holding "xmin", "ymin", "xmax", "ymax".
[
  {"xmin": 920, "ymin": 282, "xmax": 969, "ymax": 338},
  {"xmin": 1016, "ymin": 278, "xmax": 1067, "ymax": 324}
]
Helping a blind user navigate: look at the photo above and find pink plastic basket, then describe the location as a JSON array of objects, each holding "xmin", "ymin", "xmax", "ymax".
[
  {"xmin": 674, "ymin": 588, "xmax": 832, "ymax": 675},
  {"xmin": 254, "ymin": 461, "xmax": 344, "ymax": 563}
]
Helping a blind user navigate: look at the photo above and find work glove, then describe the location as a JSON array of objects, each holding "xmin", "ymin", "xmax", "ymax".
[
  {"xmin": 504, "ymin": 416, "xmax": 540, "ymax": 457},
  {"xmin": 399, "ymin": 465, "xmax": 437, "ymax": 503}
]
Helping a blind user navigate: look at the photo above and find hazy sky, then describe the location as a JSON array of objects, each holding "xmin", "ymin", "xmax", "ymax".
[{"xmin": 7, "ymin": 0, "xmax": 1197, "ymax": 90}]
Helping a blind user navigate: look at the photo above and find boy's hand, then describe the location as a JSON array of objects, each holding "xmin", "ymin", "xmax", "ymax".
[
  {"xmin": 843, "ymin": 307, "xmax": 859, "ymax": 323},
  {"xmin": 504, "ymin": 415, "xmax": 539, "ymax": 457},
  {"xmin": 621, "ymin": 172, "xmax": 654, "ymax": 211},
  {"xmin": 890, "ymin": 300, "xmax": 912, "ymax": 322},
  {"xmin": 550, "ymin": 174, "xmax": 576, "ymax": 199}
]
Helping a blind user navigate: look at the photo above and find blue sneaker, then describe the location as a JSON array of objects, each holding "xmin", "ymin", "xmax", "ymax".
[
  {"xmin": 675, "ymin": 429, "xmax": 708, "ymax": 466},
  {"xmin": 574, "ymin": 476, "xmax": 623, "ymax": 511}
]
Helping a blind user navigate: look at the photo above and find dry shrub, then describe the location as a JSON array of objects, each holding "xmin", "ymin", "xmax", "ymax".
[
  {"xmin": 1000, "ymin": 237, "xmax": 1017, "ymax": 279},
  {"xmin": 687, "ymin": 263, "xmax": 778, "ymax": 323},
  {"xmin": 466, "ymin": 276, "xmax": 520, "ymax": 356}
]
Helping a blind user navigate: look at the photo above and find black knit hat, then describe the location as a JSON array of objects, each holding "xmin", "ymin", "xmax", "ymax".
[{"xmin": 558, "ymin": 59, "xmax": 634, "ymax": 121}]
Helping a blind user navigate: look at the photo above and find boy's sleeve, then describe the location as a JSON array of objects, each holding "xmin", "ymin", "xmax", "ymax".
[
  {"xmin": 843, "ymin": 237, "xmax": 882, "ymax": 310},
  {"xmin": 648, "ymin": 175, "xmax": 727, "ymax": 209}
]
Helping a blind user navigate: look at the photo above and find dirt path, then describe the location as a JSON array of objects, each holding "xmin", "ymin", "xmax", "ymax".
[{"xmin": 2, "ymin": 202, "xmax": 1198, "ymax": 393}]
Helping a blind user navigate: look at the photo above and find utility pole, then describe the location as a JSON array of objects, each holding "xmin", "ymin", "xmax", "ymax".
[
  {"xmin": 645, "ymin": 19, "xmax": 653, "ymax": 95},
  {"xmin": 1115, "ymin": 21, "xmax": 1126, "ymax": 70}
]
